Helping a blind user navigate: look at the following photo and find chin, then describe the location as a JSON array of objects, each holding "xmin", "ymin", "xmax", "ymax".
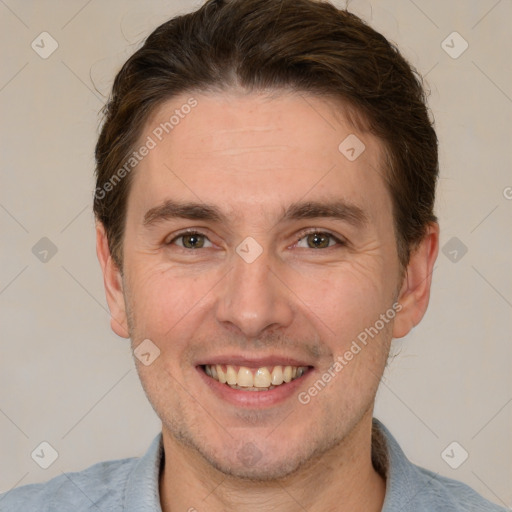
[
  {"xmin": 202, "ymin": 446, "xmax": 312, "ymax": 481},
  {"xmin": 183, "ymin": 424, "xmax": 346, "ymax": 482}
]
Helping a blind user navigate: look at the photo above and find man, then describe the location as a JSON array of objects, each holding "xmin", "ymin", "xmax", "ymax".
[{"xmin": 1, "ymin": 0, "xmax": 506, "ymax": 510}]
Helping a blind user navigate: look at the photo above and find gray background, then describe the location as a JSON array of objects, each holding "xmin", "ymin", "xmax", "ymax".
[{"xmin": 0, "ymin": 0, "xmax": 511, "ymax": 507}]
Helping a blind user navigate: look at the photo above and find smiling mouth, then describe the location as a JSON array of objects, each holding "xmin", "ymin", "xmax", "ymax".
[{"xmin": 201, "ymin": 364, "xmax": 311, "ymax": 391}]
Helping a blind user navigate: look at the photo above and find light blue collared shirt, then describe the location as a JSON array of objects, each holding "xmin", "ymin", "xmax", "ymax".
[{"xmin": 0, "ymin": 419, "xmax": 506, "ymax": 511}]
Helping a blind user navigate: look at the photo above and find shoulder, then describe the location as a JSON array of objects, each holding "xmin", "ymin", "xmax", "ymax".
[
  {"xmin": 373, "ymin": 419, "xmax": 508, "ymax": 512},
  {"xmin": 413, "ymin": 465, "xmax": 507, "ymax": 511},
  {"xmin": 0, "ymin": 457, "xmax": 137, "ymax": 512}
]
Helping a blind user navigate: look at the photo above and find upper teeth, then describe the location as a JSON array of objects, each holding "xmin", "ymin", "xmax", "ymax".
[{"xmin": 204, "ymin": 364, "xmax": 307, "ymax": 388}]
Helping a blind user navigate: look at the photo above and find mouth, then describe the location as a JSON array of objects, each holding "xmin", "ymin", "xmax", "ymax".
[{"xmin": 200, "ymin": 364, "xmax": 311, "ymax": 391}]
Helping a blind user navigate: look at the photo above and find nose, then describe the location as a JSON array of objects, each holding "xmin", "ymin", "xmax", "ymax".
[{"xmin": 215, "ymin": 247, "xmax": 294, "ymax": 339}]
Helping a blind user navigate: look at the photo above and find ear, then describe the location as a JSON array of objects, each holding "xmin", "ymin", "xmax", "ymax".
[
  {"xmin": 95, "ymin": 222, "xmax": 130, "ymax": 338},
  {"xmin": 392, "ymin": 223, "xmax": 439, "ymax": 339}
]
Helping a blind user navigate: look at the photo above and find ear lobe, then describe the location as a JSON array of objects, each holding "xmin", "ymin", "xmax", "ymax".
[
  {"xmin": 95, "ymin": 222, "xmax": 130, "ymax": 339},
  {"xmin": 392, "ymin": 223, "xmax": 439, "ymax": 339}
]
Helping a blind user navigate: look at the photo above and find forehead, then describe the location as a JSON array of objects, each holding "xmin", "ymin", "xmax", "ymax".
[{"xmin": 127, "ymin": 90, "xmax": 392, "ymax": 227}]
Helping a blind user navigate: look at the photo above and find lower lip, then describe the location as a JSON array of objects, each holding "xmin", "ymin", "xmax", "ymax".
[{"xmin": 196, "ymin": 366, "xmax": 314, "ymax": 408}]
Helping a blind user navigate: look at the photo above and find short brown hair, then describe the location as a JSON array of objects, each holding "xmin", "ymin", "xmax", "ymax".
[{"xmin": 94, "ymin": 0, "xmax": 438, "ymax": 270}]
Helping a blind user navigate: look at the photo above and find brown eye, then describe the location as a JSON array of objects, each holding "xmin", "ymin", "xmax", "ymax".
[
  {"xmin": 306, "ymin": 233, "xmax": 331, "ymax": 249},
  {"xmin": 296, "ymin": 231, "xmax": 343, "ymax": 249},
  {"xmin": 169, "ymin": 232, "xmax": 212, "ymax": 249}
]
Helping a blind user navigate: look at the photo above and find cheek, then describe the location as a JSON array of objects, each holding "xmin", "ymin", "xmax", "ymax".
[
  {"xmin": 124, "ymin": 261, "xmax": 221, "ymax": 344},
  {"xmin": 289, "ymin": 259, "xmax": 391, "ymax": 341}
]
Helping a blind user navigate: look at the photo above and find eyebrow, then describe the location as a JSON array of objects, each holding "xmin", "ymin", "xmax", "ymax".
[{"xmin": 142, "ymin": 199, "xmax": 368, "ymax": 228}]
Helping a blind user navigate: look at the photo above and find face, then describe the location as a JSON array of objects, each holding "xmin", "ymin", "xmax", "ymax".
[{"xmin": 98, "ymin": 90, "xmax": 435, "ymax": 480}]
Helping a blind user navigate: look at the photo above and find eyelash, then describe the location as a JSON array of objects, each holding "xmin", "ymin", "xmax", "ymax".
[{"xmin": 166, "ymin": 228, "xmax": 346, "ymax": 249}]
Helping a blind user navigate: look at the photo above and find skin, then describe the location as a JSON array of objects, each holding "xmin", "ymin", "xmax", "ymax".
[{"xmin": 96, "ymin": 90, "xmax": 439, "ymax": 512}]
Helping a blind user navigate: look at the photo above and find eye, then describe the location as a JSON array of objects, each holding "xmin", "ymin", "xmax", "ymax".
[
  {"xmin": 295, "ymin": 231, "xmax": 344, "ymax": 249},
  {"xmin": 168, "ymin": 231, "xmax": 213, "ymax": 249}
]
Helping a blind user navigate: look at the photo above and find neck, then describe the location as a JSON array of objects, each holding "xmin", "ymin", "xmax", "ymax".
[{"xmin": 159, "ymin": 411, "xmax": 386, "ymax": 512}]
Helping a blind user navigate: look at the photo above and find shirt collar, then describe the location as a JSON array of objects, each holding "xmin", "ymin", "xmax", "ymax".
[
  {"xmin": 373, "ymin": 418, "xmax": 441, "ymax": 511},
  {"xmin": 123, "ymin": 432, "xmax": 164, "ymax": 511}
]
